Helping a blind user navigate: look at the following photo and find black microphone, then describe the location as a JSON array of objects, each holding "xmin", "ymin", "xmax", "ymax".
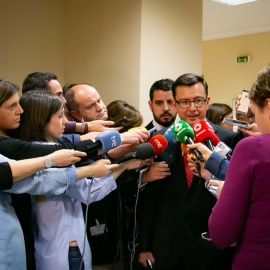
[{"xmin": 113, "ymin": 142, "xmax": 154, "ymax": 164}]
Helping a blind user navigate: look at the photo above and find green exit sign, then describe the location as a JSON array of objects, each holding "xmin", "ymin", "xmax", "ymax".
[{"xmin": 236, "ymin": 56, "xmax": 251, "ymax": 63}]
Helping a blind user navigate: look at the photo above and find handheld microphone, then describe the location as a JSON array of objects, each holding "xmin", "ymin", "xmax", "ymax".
[
  {"xmin": 85, "ymin": 130, "xmax": 121, "ymax": 154},
  {"xmin": 112, "ymin": 142, "xmax": 154, "ymax": 164},
  {"xmin": 148, "ymin": 134, "xmax": 168, "ymax": 155},
  {"xmin": 111, "ymin": 116, "xmax": 129, "ymax": 127},
  {"xmin": 192, "ymin": 120, "xmax": 232, "ymax": 159},
  {"xmin": 192, "ymin": 120, "xmax": 219, "ymax": 151},
  {"xmin": 173, "ymin": 120, "xmax": 204, "ymax": 162},
  {"xmin": 148, "ymin": 127, "xmax": 157, "ymax": 133},
  {"xmin": 163, "ymin": 125, "xmax": 178, "ymax": 145}
]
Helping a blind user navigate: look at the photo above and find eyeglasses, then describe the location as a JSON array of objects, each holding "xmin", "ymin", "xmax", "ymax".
[{"xmin": 175, "ymin": 98, "xmax": 207, "ymax": 109}]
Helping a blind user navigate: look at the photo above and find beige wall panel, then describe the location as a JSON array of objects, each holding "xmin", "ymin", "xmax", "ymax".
[
  {"xmin": 203, "ymin": 31, "xmax": 270, "ymax": 108},
  {"xmin": 0, "ymin": 0, "xmax": 67, "ymax": 90},
  {"xmin": 139, "ymin": 0, "xmax": 203, "ymax": 125},
  {"xmin": 66, "ymin": 0, "xmax": 142, "ymax": 109}
]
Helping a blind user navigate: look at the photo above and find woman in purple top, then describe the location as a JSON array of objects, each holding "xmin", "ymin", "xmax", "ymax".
[{"xmin": 208, "ymin": 65, "xmax": 270, "ymax": 270}]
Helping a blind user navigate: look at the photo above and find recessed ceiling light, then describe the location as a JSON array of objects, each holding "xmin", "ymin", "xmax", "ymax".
[{"xmin": 211, "ymin": 0, "xmax": 257, "ymax": 6}]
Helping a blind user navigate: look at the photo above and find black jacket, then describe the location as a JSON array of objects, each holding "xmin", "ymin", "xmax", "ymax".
[{"xmin": 137, "ymin": 123, "xmax": 241, "ymax": 270}]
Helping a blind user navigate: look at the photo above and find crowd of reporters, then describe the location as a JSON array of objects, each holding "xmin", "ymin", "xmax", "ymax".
[{"xmin": 0, "ymin": 65, "xmax": 270, "ymax": 270}]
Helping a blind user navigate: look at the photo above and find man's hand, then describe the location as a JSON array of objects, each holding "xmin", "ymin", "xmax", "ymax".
[
  {"xmin": 48, "ymin": 149, "xmax": 87, "ymax": 167},
  {"xmin": 120, "ymin": 158, "xmax": 150, "ymax": 171},
  {"xmin": 106, "ymin": 144, "xmax": 136, "ymax": 160},
  {"xmin": 138, "ymin": 252, "xmax": 155, "ymax": 268},
  {"xmin": 80, "ymin": 131, "xmax": 100, "ymax": 141},
  {"xmin": 187, "ymin": 143, "xmax": 213, "ymax": 162},
  {"xmin": 87, "ymin": 120, "xmax": 122, "ymax": 132},
  {"xmin": 187, "ymin": 159, "xmax": 211, "ymax": 180},
  {"xmin": 86, "ymin": 159, "xmax": 119, "ymax": 178},
  {"xmin": 141, "ymin": 161, "xmax": 171, "ymax": 184},
  {"xmin": 120, "ymin": 129, "xmax": 150, "ymax": 145}
]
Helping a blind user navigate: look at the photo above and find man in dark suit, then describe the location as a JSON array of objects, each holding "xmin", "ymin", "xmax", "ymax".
[
  {"xmin": 138, "ymin": 73, "xmax": 240, "ymax": 270},
  {"xmin": 145, "ymin": 79, "xmax": 177, "ymax": 131}
]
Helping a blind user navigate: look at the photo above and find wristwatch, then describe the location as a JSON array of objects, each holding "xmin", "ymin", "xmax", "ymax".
[{"xmin": 43, "ymin": 156, "xmax": 52, "ymax": 168}]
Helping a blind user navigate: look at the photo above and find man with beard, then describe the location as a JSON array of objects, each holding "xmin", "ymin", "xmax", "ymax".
[
  {"xmin": 145, "ymin": 79, "xmax": 177, "ymax": 131},
  {"xmin": 127, "ymin": 79, "xmax": 175, "ymax": 269}
]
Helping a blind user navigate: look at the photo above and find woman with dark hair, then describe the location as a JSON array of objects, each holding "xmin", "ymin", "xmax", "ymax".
[
  {"xmin": 206, "ymin": 65, "xmax": 270, "ymax": 270},
  {"xmin": 0, "ymin": 79, "xmax": 100, "ymax": 159},
  {"xmin": 0, "ymin": 79, "xmax": 117, "ymax": 270},
  {"xmin": 206, "ymin": 103, "xmax": 233, "ymax": 130},
  {"xmin": 19, "ymin": 91, "xmax": 142, "ymax": 270},
  {"xmin": 0, "ymin": 80, "xmax": 119, "ymax": 269},
  {"xmin": 107, "ymin": 100, "xmax": 143, "ymax": 132}
]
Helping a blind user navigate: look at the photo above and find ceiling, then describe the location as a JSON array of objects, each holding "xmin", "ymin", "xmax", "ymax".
[{"xmin": 203, "ymin": 0, "xmax": 270, "ymax": 40}]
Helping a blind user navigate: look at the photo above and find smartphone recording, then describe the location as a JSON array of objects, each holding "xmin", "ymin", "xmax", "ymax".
[
  {"xmin": 237, "ymin": 90, "xmax": 250, "ymax": 115},
  {"xmin": 223, "ymin": 118, "xmax": 249, "ymax": 129}
]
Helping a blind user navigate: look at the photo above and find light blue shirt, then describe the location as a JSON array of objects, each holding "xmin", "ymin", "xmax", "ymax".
[
  {"xmin": 0, "ymin": 154, "xmax": 77, "ymax": 270},
  {"xmin": 32, "ymin": 173, "xmax": 117, "ymax": 270}
]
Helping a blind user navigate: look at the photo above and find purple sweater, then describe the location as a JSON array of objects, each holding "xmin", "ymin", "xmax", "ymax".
[{"xmin": 209, "ymin": 134, "xmax": 270, "ymax": 270}]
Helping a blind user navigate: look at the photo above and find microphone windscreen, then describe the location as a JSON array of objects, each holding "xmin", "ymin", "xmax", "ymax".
[
  {"xmin": 128, "ymin": 127, "xmax": 147, "ymax": 132},
  {"xmin": 135, "ymin": 143, "xmax": 155, "ymax": 159},
  {"xmin": 164, "ymin": 125, "xmax": 178, "ymax": 145},
  {"xmin": 192, "ymin": 120, "xmax": 220, "ymax": 146},
  {"xmin": 95, "ymin": 130, "xmax": 121, "ymax": 151},
  {"xmin": 172, "ymin": 120, "xmax": 194, "ymax": 144},
  {"xmin": 211, "ymin": 134, "xmax": 220, "ymax": 146},
  {"xmin": 181, "ymin": 137, "xmax": 198, "ymax": 154},
  {"xmin": 148, "ymin": 134, "xmax": 168, "ymax": 155},
  {"xmin": 181, "ymin": 143, "xmax": 189, "ymax": 154}
]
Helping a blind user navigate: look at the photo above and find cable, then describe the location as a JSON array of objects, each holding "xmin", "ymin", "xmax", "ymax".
[
  {"xmin": 129, "ymin": 183, "xmax": 140, "ymax": 270},
  {"xmin": 110, "ymin": 186, "xmax": 122, "ymax": 269},
  {"xmin": 79, "ymin": 178, "xmax": 94, "ymax": 270}
]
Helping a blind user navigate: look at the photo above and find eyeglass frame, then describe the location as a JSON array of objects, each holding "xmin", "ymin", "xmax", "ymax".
[{"xmin": 175, "ymin": 98, "xmax": 207, "ymax": 109}]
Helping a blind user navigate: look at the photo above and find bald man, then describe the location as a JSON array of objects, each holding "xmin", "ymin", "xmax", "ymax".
[{"xmin": 64, "ymin": 83, "xmax": 107, "ymax": 122}]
